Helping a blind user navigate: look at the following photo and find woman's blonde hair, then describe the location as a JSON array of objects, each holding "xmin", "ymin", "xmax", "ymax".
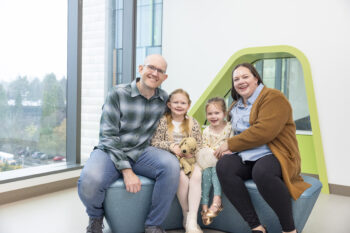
[{"xmin": 165, "ymin": 88, "xmax": 192, "ymax": 137}]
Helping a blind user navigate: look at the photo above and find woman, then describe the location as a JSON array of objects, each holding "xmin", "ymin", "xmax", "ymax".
[{"xmin": 214, "ymin": 63, "xmax": 311, "ymax": 233}]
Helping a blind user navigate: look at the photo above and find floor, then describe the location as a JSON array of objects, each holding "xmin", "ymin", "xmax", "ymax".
[{"xmin": 0, "ymin": 187, "xmax": 349, "ymax": 233}]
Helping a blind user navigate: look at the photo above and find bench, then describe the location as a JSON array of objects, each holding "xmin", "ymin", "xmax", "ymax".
[{"xmin": 104, "ymin": 175, "xmax": 322, "ymax": 233}]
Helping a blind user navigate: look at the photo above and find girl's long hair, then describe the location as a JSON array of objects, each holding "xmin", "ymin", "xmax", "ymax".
[{"xmin": 165, "ymin": 88, "xmax": 192, "ymax": 136}]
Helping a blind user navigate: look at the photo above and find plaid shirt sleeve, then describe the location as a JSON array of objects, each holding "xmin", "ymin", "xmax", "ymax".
[{"xmin": 98, "ymin": 88, "xmax": 132, "ymax": 170}]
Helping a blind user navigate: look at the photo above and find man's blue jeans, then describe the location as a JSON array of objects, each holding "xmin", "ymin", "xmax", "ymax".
[{"xmin": 78, "ymin": 147, "xmax": 180, "ymax": 226}]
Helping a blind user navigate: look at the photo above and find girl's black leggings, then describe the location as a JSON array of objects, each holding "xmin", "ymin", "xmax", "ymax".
[{"xmin": 216, "ymin": 153, "xmax": 295, "ymax": 232}]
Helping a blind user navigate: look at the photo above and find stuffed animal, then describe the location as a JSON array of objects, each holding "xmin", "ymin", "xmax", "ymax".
[
  {"xmin": 177, "ymin": 137, "xmax": 197, "ymax": 177},
  {"xmin": 195, "ymin": 147, "xmax": 218, "ymax": 170}
]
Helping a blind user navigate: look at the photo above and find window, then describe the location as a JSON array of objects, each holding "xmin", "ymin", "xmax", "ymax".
[
  {"xmin": 80, "ymin": 0, "xmax": 164, "ymax": 162},
  {"xmin": 0, "ymin": 0, "xmax": 68, "ymax": 173},
  {"xmin": 254, "ymin": 58, "xmax": 311, "ymax": 132},
  {"xmin": 135, "ymin": 0, "xmax": 163, "ymax": 78},
  {"xmin": 223, "ymin": 58, "xmax": 311, "ymax": 132},
  {"xmin": 112, "ymin": 0, "xmax": 164, "ymax": 84}
]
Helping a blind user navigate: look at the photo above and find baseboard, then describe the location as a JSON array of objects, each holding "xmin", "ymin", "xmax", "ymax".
[
  {"xmin": 0, "ymin": 177, "xmax": 78, "ymax": 205},
  {"xmin": 302, "ymin": 173, "xmax": 350, "ymax": 197},
  {"xmin": 329, "ymin": 183, "xmax": 350, "ymax": 196}
]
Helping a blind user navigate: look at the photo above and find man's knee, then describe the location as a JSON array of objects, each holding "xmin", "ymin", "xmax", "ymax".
[
  {"xmin": 155, "ymin": 149, "xmax": 180, "ymax": 173},
  {"xmin": 163, "ymin": 155, "xmax": 180, "ymax": 178},
  {"xmin": 78, "ymin": 169, "xmax": 104, "ymax": 200},
  {"xmin": 154, "ymin": 156, "xmax": 180, "ymax": 192}
]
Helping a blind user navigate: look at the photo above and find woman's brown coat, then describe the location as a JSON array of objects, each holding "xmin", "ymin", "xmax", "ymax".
[{"xmin": 227, "ymin": 87, "xmax": 311, "ymax": 200}]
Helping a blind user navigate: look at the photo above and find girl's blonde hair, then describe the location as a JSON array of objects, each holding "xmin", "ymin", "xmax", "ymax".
[
  {"xmin": 205, "ymin": 97, "xmax": 227, "ymax": 114},
  {"xmin": 165, "ymin": 89, "xmax": 192, "ymax": 136}
]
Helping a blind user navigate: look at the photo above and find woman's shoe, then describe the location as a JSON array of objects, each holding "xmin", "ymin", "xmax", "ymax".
[
  {"xmin": 252, "ymin": 225, "xmax": 268, "ymax": 233},
  {"xmin": 203, "ymin": 203, "xmax": 223, "ymax": 225}
]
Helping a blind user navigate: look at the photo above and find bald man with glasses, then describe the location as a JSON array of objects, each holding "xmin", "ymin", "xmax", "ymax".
[{"xmin": 78, "ymin": 54, "xmax": 180, "ymax": 233}]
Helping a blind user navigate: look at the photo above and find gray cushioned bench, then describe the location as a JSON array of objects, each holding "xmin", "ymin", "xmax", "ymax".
[{"xmin": 104, "ymin": 175, "xmax": 322, "ymax": 233}]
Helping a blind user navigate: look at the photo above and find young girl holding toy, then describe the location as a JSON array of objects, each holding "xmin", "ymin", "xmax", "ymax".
[
  {"xmin": 151, "ymin": 88, "xmax": 203, "ymax": 233},
  {"xmin": 195, "ymin": 97, "xmax": 232, "ymax": 225}
]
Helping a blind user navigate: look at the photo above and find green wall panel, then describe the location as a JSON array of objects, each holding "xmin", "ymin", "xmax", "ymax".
[
  {"xmin": 297, "ymin": 134, "xmax": 318, "ymax": 174},
  {"xmin": 189, "ymin": 45, "xmax": 329, "ymax": 193}
]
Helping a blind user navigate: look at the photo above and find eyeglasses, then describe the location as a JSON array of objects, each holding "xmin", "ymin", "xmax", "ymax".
[{"xmin": 144, "ymin": 64, "xmax": 166, "ymax": 75}]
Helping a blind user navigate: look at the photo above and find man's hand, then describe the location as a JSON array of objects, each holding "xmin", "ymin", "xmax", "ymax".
[
  {"xmin": 214, "ymin": 142, "xmax": 229, "ymax": 159},
  {"xmin": 121, "ymin": 168, "xmax": 141, "ymax": 193}
]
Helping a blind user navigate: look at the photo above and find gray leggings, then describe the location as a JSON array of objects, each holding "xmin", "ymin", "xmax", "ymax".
[{"xmin": 201, "ymin": 167, "xmax": 222, "ymax": 205}]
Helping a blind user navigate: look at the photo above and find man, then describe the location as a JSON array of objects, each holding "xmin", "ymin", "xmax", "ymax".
[{"xmin": 78, "ymin": 54, "xmax": 180, "ymax": 233}]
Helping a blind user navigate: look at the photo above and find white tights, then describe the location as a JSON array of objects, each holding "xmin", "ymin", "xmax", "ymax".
[{"xmin": 177, "ymin": 164, "xmax": 202, "ymax": 229}]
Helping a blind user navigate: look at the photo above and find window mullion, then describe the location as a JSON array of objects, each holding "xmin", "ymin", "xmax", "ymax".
[{"xmin": 67, "ymin": 0, "xmax": 82, "ymax": 164}]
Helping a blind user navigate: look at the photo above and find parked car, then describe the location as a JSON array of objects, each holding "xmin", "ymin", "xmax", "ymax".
[
  {"xmin": 40, "ymin": 154, "xmax": 48, "ymax": 160},
  {"xmin": 32, "ymin": 152, "xmax": 44, "ymax": 159},
  {"xmin": 53, "ymin": 155, "xmax": 65, "ymax": 161}
]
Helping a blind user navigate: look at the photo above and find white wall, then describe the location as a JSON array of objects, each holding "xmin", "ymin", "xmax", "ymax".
[
  {"xmin": 81, "ymin": 0, "xmax": 107, "ymax": 162},
  {"xmin": 162, "ymin": 0, "xmax": 350, "ymax": 186}
]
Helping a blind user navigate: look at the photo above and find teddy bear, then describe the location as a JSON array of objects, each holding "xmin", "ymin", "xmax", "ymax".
[{"xmin": 177, "ymin": 137, "xmax": 197, "ymax": 177}]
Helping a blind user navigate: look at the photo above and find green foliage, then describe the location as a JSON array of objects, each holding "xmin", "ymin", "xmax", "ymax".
[
  {"xmin": 8, "ymin": 76, "xmax": 29, "ymax": 103},
  {"xmin": 0, "ymin": 162, "xmax": 21, "ymax": 172},
  {"xmin": 1, "ymin": 73, "xmax": 67, "ymax": 162},
  {"xmin": 41, "ymin": 73, "xmax": 65, "ymax": 126},
  {"xmin": 25, "ymin": 123, "xmax": 39, "ymax": 139},
  {"xmin": 53, "ymin": 118, "xmax": 66, "ymax": 155},
  {"xmin": 0, "ymin": 162, "xmax": 10, "ymax": 171},
  {"xmin": 0, "ymin": 84, "xmax": 8, "ymax": 122},
  {"xmin": 27, "ymin": 78, "xmax": 42, "ymax": 101},
  {"xmin": 37, "ymin": 119, "xmax": 66, "ymax": 155},
  {"xmin": 38, "ymin": 73, "xmax": 66, "ymax": 154},
  {"xmin": 0, "ymin": 84, "xmax": 7, "ymax": 106}
]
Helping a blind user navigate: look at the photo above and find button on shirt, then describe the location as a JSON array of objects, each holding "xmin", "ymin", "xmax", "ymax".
[
  {"xmin": 95, "ymin": 78, "xmax": 168, "ymax": 170},
  {"xmin": 230, "ymin": 84, "xmax": 272, "ymax": 162}
]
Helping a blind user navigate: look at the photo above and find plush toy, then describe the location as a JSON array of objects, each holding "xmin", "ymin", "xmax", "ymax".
[
  {"xmin": 177, "ymin": 137, "xmax": 197, "ymax": 177},
  {"xmin": 195, "ymin": 147, "xmax": 218, "ymax": 170}
]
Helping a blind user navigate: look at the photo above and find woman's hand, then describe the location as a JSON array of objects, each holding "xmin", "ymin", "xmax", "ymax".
[
  {"xmin": 222, "ymin": 150, "xmax": 233, "ymax": 155},
  {"xmin": 214, "ymin": 142, "xmax": 229, "ymax": 159}
]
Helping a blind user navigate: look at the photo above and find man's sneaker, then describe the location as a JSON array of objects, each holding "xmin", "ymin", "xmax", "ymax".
[
  {"xmin": 86, "ymin": 217, "xmax": 104, "ymax": 233},
  {"xmin": 144, "ymin": 225, "xmax": 166, "ymax": 233}
]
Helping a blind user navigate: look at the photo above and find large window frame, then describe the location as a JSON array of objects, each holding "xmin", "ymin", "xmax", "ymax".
[
  {"xmin": 0, "ymin": 0, "xmax": 83, "ymax": 184},
  {"xmin": 253, "ymin": 58, "xmax": 312, "ymax": 133},
  {"xmin": 1, "ymin": 0, "xmax": 163, "ymax": 182}
]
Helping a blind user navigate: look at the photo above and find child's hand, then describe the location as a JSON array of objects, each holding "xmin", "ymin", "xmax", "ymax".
[
  {"xmin": 170, "ymin": 143, "xmax": 182, "ymax": 157},
  {"xmin": 184, "ymin": 153, "xmax": 194, "ymax": 159}
]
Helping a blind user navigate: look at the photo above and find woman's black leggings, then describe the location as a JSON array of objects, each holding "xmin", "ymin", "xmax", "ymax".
[{"xmin": 216, "ymin": 153, "xmax": 295, "ymax": 232}]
